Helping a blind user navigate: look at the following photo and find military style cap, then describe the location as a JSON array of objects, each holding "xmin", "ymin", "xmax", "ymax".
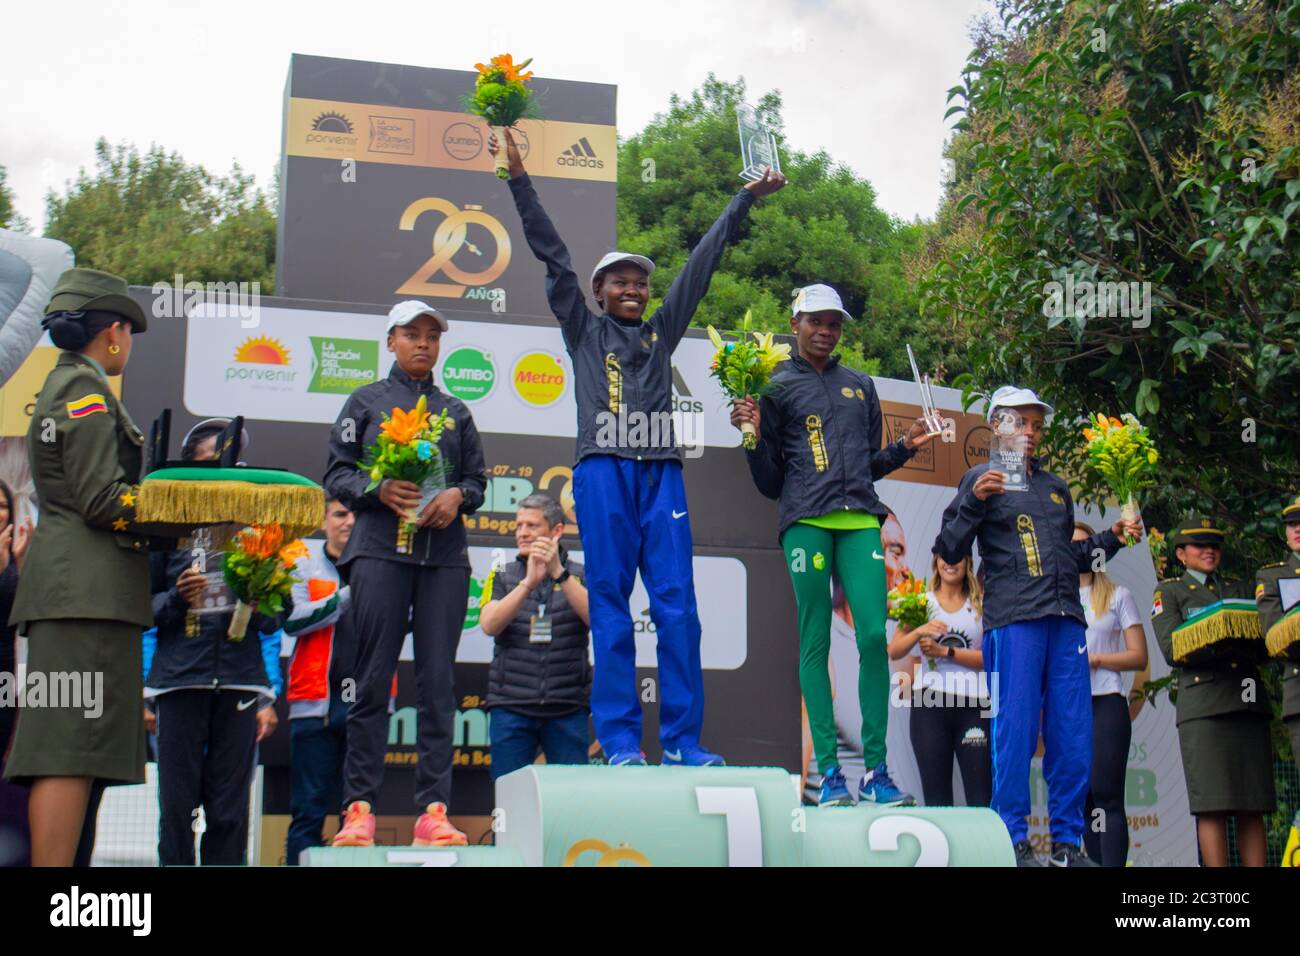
[
  {"xmin": 1171, "ymin": 514, "xmax": 1226, "ymax": 547},
  {"xmin": 1281, "ymin": 494, "xmax": 1300, "ymax": 524},
  {"xmin": 45, "ymin": 267, "xmax": 147, "ymax": 332}
]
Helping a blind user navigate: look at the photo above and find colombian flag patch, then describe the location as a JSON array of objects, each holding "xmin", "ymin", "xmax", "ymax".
[
  {"xmin": 1151, "ymin": 592, "xmax": 1163, "ymax": 617},
  {"xmin": 66, "ymin": 394, "xmax": 107, "ymax": 419}
]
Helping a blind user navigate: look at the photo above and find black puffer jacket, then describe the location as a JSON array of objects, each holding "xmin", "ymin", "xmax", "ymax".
[
  {"xmin": 744, "ymin": 353, "xmax": 915, "ymax": 536},
  {"xmin": 483, "ymin": 551, "xmax": 590, "ymax": 713}
]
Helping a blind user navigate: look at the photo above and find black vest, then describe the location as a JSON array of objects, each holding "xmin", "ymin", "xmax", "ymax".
[{"xmin": 485, "ymin": 553, "xmax": 591, "ymax": 712}]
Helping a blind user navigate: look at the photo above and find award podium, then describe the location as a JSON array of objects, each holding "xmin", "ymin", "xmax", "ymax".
[{"xmin": 303, "ymin": 765, "xmax": 1014, "ymax": 867}]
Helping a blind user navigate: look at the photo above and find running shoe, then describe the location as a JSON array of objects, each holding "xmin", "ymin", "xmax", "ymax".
[
  {"xmin": 857, "ymin": 763, "xmax": 915, "ymax": 806},
  {"xmin": 1049, "ymin": 842, "xmax": 1099, "ymax": 867},
  {"xmin": 660, "ymin": 743, "xmax": 726, "ymax": 767},
  {"xmin": 413, "ymin": 802, "xmax": 468, "ymax": 847},
  {"xmin": 606, "ymin": 749, "xmax": 648, "ymax": 766},
  {"xmin": 818, "ymin": 766, "xmax": 853, "ymax": 807},
  {"xmin": 332, "ymin": 800, "xmax": 375, "ymax": 847},
  {"xmin": 1015, "ymin": 840, "xmax": 1044, "ymax": 867}
]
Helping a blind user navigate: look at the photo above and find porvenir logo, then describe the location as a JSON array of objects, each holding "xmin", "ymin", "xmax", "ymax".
[
  {"xmin": 227, "ymin": 336, "xmax": 296, "ymax": 384},
  {"xmin": 557, "ymin": 137, "xmax": 603, "ymax": 170},
  {"xmin": 511, "ymin": 352, "xmax": 566, "ymax": 407},
  {"xmin": 234, "ymin": 336, "xmax": 290, "ymax": 364},
  {"xmin": 308, "ymin": 110, "xmax": 357, "ymax": 147},
  {"xmin": 440, "ymin": 346, "xmax": 496, "ymax": 402}
]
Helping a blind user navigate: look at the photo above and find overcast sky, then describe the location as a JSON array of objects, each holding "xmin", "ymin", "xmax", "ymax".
[{"xmin": 2, "ymin": 0, "xmax": 991, "ymax": 230}]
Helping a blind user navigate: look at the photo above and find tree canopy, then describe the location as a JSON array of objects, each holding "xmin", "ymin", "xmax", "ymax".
[
  {"xmin": 922, "ymin": 0, "xmax": 1300, "ymax": 579},
  {"xmin": 43, "ymin": 139, "xmax": 276, "ymax": 290}
]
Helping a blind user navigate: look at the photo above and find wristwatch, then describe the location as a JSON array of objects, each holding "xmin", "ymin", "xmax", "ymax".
[
  {"xmin": 552, "ymin": 568, "xmax": 571, "ymax": 585},
  {"xmin": 946, "ymin": 646, "xmax": 956, "ymax": 659}
]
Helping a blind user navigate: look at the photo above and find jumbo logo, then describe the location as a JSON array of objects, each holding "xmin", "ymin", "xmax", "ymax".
[
  {"xmin": 963, "ymin": 424, "xmax": 992, "ymax": 468},
  {"xmin": 395, "ymin": 197, "xmax": 512, "ymax": 299},
  {"xmin": 561, "ymin": 839, "xmax": 651, "ymax": 867},
  {"xmin": 511, "ymin": 352, "xmax": 566, "ymax": 408}
]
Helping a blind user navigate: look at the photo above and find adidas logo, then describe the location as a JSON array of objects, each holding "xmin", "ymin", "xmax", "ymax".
[{"xmin": 557, "ymin": 137, "xmax": 605, "ymax": 170}]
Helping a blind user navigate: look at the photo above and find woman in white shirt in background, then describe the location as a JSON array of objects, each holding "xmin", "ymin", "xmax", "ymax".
[
  {"xmin": 1073, "ymin": 520, "xmax": 1148, "ymax": 867},
  {"xmin": 888, "ymin": 554, "xmax": 991, "ymax": 807}
]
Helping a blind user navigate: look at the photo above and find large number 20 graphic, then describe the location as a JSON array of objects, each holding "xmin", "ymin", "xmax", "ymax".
[
  {"xmin": 694, "ymin": 786, "xmax": 951, "ymax": 867},
  {"xmin": 396, "ymin": 197, "xmax": 512, "ymax": 297}
]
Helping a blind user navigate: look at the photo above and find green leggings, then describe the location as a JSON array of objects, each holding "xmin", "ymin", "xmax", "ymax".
[{"xmin": 781, "ymin": 523, "xmax": 889, "ymax": 774}]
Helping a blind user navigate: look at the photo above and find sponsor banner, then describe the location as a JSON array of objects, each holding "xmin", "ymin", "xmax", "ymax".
[
  {"xmin": 287, "ymin": 97, "xmax": 617, "ymax": 183},
  {"xmin": 183, "ymin": 305, "xmax": 384, "ymax": 423},
  {"xmin": 181, "ymin": 305, "xmax": 737, "ymax": 447},
  {"xmin": 277, "ymin": 55, "xmax": 616, "ymax": 311}
]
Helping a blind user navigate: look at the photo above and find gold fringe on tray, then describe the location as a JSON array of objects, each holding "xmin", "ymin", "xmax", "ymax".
[
  {"xmin": 1172, "ymin": 608, "xmax": 1262, "ymax": 663},
  {"xmin": 137, "ymin": 480, "xmax": 324, "ymax": 538},
  {"xmin": 1266, "ymin": 609, "xmax": 1300, "ymax": 659}
]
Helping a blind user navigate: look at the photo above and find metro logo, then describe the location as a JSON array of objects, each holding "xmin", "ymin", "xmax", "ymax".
[{"xmin": 510, "ymin": 352, "xmax": 567, "ymax": 407}]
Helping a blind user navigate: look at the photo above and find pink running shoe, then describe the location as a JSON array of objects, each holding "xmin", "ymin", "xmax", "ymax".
[
  {"xmin": 332, "ymin": 800, "xmax": 376, "ymax": 847},
  {"xmin": 412, "ymin": 802, "xmax": 468, "ymax": 846}
]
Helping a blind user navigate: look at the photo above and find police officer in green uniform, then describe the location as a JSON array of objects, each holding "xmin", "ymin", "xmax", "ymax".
[
  {"xmin": 1257, "ymin": 495, "xmax": 1300, "ymax": 764},
  {"xmin": 1151, "ymin": 515, "xmax": 1275, "ymax": 867},
  {"xmin": 2, "ymin": 268, "xmax": 153, "ymax": 866}
]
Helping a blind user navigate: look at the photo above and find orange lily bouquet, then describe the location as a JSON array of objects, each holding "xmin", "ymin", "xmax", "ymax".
[
  {"xmin": 1081, "ymin": 412, "xmax": 1158, "ymax": 546},
  {"xmin": 358, "ymin": 394, "xmax": 451, "ymax": 555},
  {"xmin": 465, "ymin": 53, "xmax": 541, "ymax": 178},
  {"xmin": 222, "ymin": 525, "xmax": 304, "ymax": 641}
]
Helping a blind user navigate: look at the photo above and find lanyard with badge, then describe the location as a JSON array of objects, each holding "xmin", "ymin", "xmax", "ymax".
[
  {"xmin": 528, "ymin": 532, "xmax": 563, "ymax": 643},
  {"xmin": 529, "ymin": 583, "xmax": 553, "ymax": 644}
]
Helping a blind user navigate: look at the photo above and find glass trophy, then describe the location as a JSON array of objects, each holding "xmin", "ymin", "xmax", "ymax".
[
  {"xmin": 906, "ymin": 344, "xmax": 945, "ymax": 436},
  {"xmin": 989, "ymin": 409, "xmax": 1028, "ymax": 491},
  {"xmin": 737, "ymin": 103, "xmax": 782, "ymax": 182}
]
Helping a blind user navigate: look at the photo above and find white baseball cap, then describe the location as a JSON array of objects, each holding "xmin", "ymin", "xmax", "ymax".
[
  {"xmin": 987, "ymin": 385, "xmax": 1055, "ymax": 422},
  {"xmin": 791, "ymin": 284, "xmax": 854, "ymax": 322},
  {"xmin": 590, "ymin": 251, "xmax": 655, "ymax": 288},
  {"xmin": 386, "ymin": 300, "xmax": 448, "ymax": 333}
]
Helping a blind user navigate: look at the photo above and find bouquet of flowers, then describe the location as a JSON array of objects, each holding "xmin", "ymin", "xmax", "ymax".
[
  {"xmin": 1081, "ymin": 412, "xmax": 1158, "ymax": 546},
  {"xmin": 222, "ymin": 524, "xmax": 303, "ymax": 640},
  {"xmin": 358, "ymin": 394, "xmax": 451, "ymax": 554},
  {"xmin": 888, "ymin": 575, "xmax": 930, "ymax": 629},
  {"xmin": 464, "ymin": 53, "xmax": 540, "ymax": 178},
  {"xmin": 1146, "ymin": 527, "xmax": 1167, "ymax": 578},
  {"xmin": 707, "ymin": 311, "xmax": 792, "ymax": 449}
]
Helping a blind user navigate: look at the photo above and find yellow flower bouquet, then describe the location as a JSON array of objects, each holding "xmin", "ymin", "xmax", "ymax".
[
  {"xmin": 707, "ymin": 310, "xmax": 792, "ymax": 449},
  {"xmin": 1081, "ymin": 412, "xmax": 1158, "ymax": 546}
]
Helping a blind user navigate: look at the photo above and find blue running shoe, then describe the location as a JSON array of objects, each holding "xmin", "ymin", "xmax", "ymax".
[
  {"xmin": 606, "ymin": 749, "xmax": 647, "ymax": 766},
  {"xmin": 818, "ymin": 766, "xmax": 853, "ymax": 807},
  {"xmin": 858, "ymin": 763, "xmax": 915, "ymax": 806},
  {"xmin": 660, "ymin": 743, "xmax": 726, "ymax": 767}
]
